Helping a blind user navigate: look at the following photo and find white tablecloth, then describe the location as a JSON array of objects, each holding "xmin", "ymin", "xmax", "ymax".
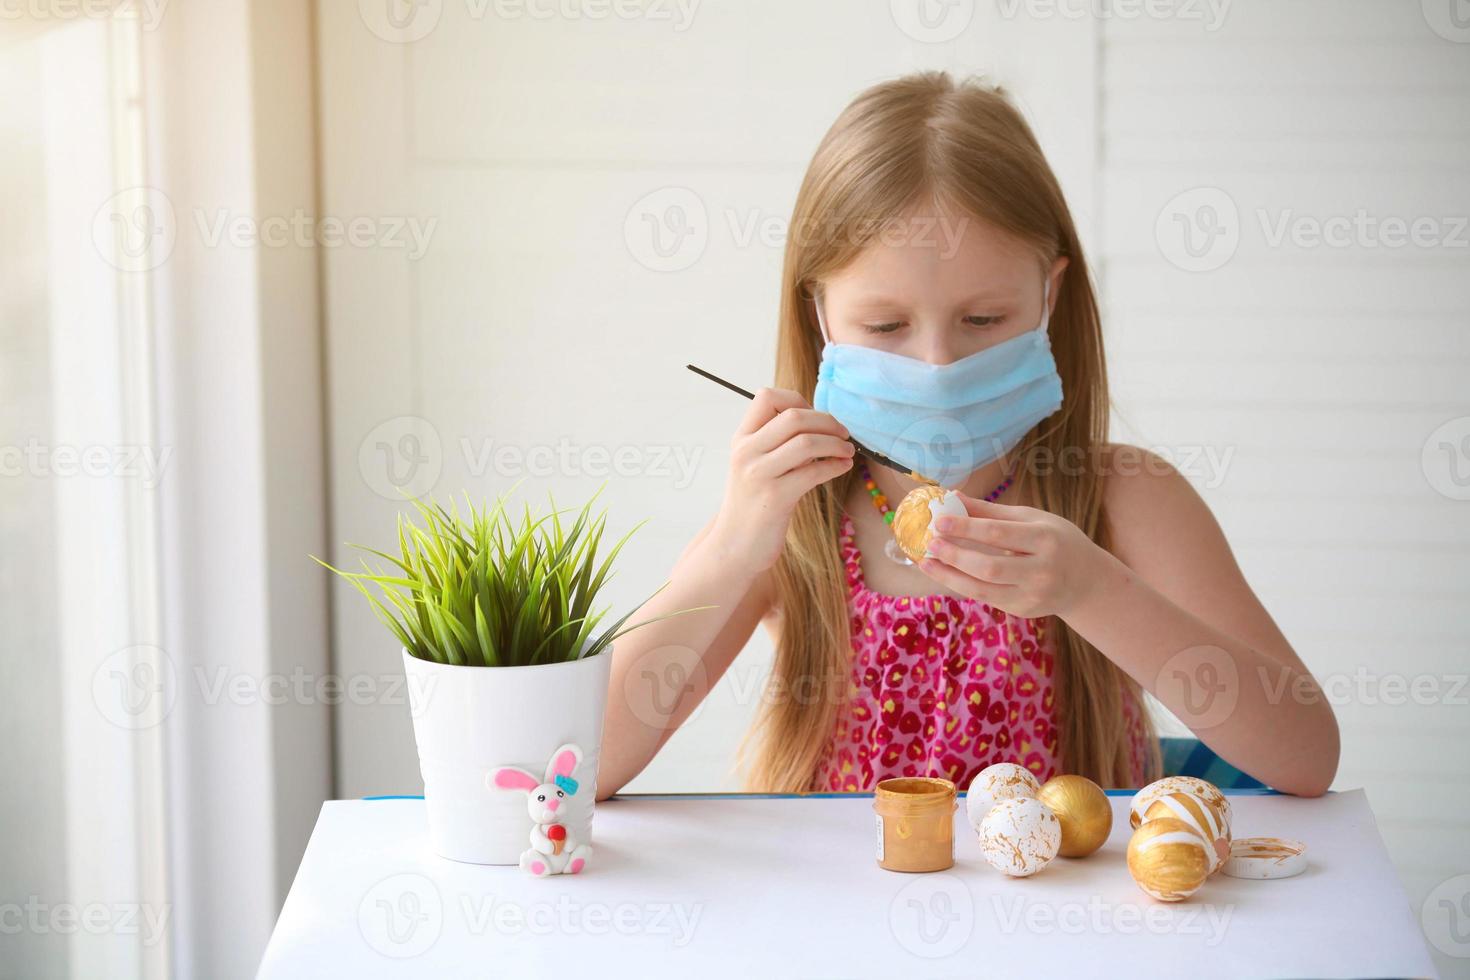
[{"xmin": 258, "ymin": 789, "xmax": 1435, "ymax": 979}]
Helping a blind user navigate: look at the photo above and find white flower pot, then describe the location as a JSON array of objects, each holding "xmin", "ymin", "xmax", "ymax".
[{"xmin": 402, "ymin": 647, "xmax": 613, "ymax": 864}]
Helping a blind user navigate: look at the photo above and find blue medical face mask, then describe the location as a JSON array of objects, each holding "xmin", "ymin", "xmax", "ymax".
[{"xmin": 811, "ymin": 281, "xmax": 1064, "ymax": 488}]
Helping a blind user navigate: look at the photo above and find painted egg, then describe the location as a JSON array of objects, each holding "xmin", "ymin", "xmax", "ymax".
[
  {"xmin": 1036, "ymin": 774, "xmax": 1113, "ymax": 858},
  {"xmin": 966, "ymin": 762, "xmax": 1042, "ymax": 833},
  {"xmin": 1221, "ymin": 837, "xmax": 1306, "ymax": 880},
  {"xmin": 1129, "ymin": 776, "xmax": 1231, "ymax": 831},
  {"xmin": 1142, "ymin": 791, "xmax": 1231, "ymax": 873},
  {"xmin": 978, "ymin": 797, "xmax": 1061, "ymax": 877},
  {"xmin": 1126, "ymin": 817, "xmax": 1212, "ymax": 902},
  {"xmin": 892, "ymin": 484, "xmax": 967, "ymax": 563}
]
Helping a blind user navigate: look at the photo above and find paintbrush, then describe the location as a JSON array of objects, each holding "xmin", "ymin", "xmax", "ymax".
[{"xmin": 685, "ymin": 363, "xmax": 931, "ymax": 482}]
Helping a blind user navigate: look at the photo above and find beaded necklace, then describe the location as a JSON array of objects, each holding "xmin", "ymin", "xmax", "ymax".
[{"xmin": 860, "ymin": 459, "xmax": 1016, "ymax": 524}]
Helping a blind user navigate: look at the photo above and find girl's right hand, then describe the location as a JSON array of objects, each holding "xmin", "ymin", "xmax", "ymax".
[{"xmin": 706, "ymin": 387, "xmax": 856, "ymax": 577}]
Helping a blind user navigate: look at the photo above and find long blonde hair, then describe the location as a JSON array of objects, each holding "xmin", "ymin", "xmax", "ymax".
[{"xmin": 741, "ymin": 71, "xmax": 1157, "ymax": 791}]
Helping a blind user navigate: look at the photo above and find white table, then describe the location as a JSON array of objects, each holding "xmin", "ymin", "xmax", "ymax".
[{"xmin": 258, "ymin": 789, "xmax": 1436, "ymax": 979}]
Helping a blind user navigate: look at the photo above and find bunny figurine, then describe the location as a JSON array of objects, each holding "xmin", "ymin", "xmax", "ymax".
[{"xmin": 489, "ymin": 743, "xmax": 592, "ymax": 876}]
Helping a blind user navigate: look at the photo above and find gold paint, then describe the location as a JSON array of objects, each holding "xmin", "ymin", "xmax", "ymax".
[
  {"xmin": 1126, "ymin": 817, "xmax": 1211, "ymax": 902},
  {"xmin": 1221, "ymin": 836, "xmax": 1307, "ymax": 880},
  {"xmin": 874, "ymin": 777, "xmax": 956, "ymax": 873},
  {"xmin": 1130, "ymin": 777, "xmax": 1230, "ymax": 831},
  {"xmin": 1142, "ymin": 791, "xmax": 1230, "ymax": 873},
  {"xmin": 891, "ymin": 484, "xmax": 955, "ymax": 562},
  {"xmin": 1037, "ymin": 774, "xmax": 1113, "ymax": 858}
]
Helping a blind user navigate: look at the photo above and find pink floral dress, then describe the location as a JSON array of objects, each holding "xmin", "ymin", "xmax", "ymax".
[{"xmin": 810, "ymin": 508, "xmax": 1151, "ymax": 792}]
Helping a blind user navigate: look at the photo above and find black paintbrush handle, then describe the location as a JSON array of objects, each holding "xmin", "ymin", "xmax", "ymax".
[{"xmin": 684, "ymin": 363, "xmax": 921, "ymax": 480}]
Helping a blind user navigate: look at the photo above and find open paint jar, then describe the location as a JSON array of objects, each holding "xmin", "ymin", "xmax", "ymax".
[{"xmin": 873, "ymin": 777, "xmax": 957, "ymax": 872}]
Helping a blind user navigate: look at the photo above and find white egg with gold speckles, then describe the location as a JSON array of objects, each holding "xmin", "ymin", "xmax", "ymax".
[
  {"xmin": 966, "ymin": 763, "xmax": 1042, "ymax": 833},
  {"xmin": 1130, "ymin": 776, "xmax": 1231, "ymax": 832},
  {"xmin": 978, "ymin": 797, "xmax": 1061, "ymax": 877}
]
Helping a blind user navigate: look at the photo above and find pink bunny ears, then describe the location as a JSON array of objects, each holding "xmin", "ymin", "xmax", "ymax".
[
  {"xmin": 489, "ymin": 742, "xmax": 584, "ymax": 795},
  {"xmin": 491, "ymin": 767, "xmax": 540, "ymax": 792}
]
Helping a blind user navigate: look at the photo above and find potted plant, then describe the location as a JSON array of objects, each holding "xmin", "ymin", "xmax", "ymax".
[{"xmin": 317, "ymin": 484, "xmax": 704, "ymax": 866}]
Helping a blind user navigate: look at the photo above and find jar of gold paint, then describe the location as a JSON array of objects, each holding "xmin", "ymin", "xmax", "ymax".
[{"xmin": 873, "ymin": 777, "xmax": 956, "ymax": 872}]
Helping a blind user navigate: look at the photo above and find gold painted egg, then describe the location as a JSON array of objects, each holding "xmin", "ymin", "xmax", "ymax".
[
  {"xmin": 978, "ymin": 797, "xmax": 1061, "ymax": 877},
  {"xmin": 1142, "ymin": 791, "xmax": 1231, "ymax": 873},
  {"xmin": 966, "ymin": 762, "xmax": 1041, "ymax": 833},
  {"xmin": 891, "ymin": 484, "xmax": 967, "ymax": 563},
  {"xmin": 1036, "ymin": 774, "xmax": 1113, "ymax": 858},
  {"xmin": 1126, "ymin": 817, "xmax": 1212, "ymax": 902},
  {"xmin": 1129, "ymin": 776, "xmax": 1231, "ymax": 832}
]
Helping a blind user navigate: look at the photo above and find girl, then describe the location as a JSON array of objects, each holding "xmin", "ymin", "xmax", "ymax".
[{"xmin": 598, "ymin": 72, "xmax": 1338, "ymax": 798}]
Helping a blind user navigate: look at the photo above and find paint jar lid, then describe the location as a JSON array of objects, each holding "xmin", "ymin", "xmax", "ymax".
[{"xmin": 874, "ymin": 777, "xmax": 956, "ymax": 815}]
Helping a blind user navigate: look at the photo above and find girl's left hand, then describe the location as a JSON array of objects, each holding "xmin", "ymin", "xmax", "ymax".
[{"xmin": 918, "ymin": 493, "xmax": 1108, "ymax": 619}]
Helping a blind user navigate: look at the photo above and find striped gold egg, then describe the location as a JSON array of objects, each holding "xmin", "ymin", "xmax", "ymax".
[
  {"xmin": 1142, "ymin": 791, "xmax": 1231, "ymax": 873},
  {"xmin": 1129, "ymin": 776, "xmax": 1231, "ymax": 832},
  {"xmin": 1126, "ymin": 817, "xmax": 1211, "ymax": 902}
]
